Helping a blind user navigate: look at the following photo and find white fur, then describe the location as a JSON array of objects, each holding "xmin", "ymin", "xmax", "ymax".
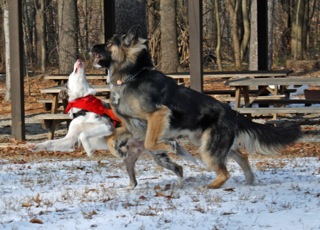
[{"xmin": 29, "ymin": 60, "xmax": 114, "ymax": 156}]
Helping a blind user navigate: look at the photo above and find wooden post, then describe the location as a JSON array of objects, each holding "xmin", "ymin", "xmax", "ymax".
[
  {"xmin": 104, "ymin": 0, "xmax": 115, "ymax": 41},
  {"xmin": 104, "ymin": 0, "xmax": 115, "ymax": 76},
  {"xmin": 188, "ymin": 0, "xmax": 203, "ymax": 93},
  {"xmin": 8, "ymin": 0, "xmax": 25, "ymax": 141},
  {"xmin": 257, "ymin": 0, "xmax": 268, "ymax": 70}
]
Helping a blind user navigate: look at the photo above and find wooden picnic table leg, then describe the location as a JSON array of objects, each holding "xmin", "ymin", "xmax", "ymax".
[
  {"xmin": 242, "ymin": 86, "xmax": 250, "ymax": 107},
  {"xmin": 234, "ymin": 87, "xmax": 241, "ymax": 109},
  {"xmin": 47, "ymin": 95, "xmax": 59, "ymax": 139},
  {"xmin": 51, "ymin": 95, "xmax": 59, "ymax": 114}
]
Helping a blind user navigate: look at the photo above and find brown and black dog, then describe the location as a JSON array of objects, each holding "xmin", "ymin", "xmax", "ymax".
[{"xmin": 91, "ymin": 25, "xmax": 302, "ymax": 189}]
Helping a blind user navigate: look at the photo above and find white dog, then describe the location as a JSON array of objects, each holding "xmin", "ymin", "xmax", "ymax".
[{"xmin": 29, "ymin": 59, "xmax": 114, "ymax": 156}]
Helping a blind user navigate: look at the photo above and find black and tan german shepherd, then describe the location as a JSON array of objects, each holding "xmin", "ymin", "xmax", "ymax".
[{"xmin": 91, "ymin": 25, "xmax": 302, "ymax": 189}]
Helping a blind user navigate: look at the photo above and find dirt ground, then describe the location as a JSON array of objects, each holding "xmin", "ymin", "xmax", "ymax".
[{"xmin": 0, "ymin": 71, "xmax": 319, "ymax": 162}]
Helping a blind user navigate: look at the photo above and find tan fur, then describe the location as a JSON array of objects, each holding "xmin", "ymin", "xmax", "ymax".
[
  {"xmin": 199, "ymin": 129, "xmax": 231, "ymax": 188},
  {"xmin": 207, "ymin": 169, "xmax": 230, "ymax": 189},
  {"xmin": 144, "ymin": 105, "xmax": 174, "ymax": 152}
]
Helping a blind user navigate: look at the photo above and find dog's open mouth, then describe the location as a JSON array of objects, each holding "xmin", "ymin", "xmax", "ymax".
[
  {"xmin": 92, "ymin": 53, "xmax": 103, "ymax": 68},
  {"xmin": 74, "ymin": 59, "xmax": 83, "ymax": 74}
]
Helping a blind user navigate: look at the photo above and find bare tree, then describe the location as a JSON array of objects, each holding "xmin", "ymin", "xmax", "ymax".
[
  {"xmin": 291, "ymin": 0, "xmax": 307, "ymax": 59},
  {"xmin": 241, "ymin": 0, "xmax": 250, "ymax": 61},
  {"xmin": 58, "ymin": 0, "xmax": 78, "ymax": 74},
  {"xmin": 214, "ymin": 0, "xmax": 222, "ymax": 70},
  {"xmin": 160, "ymin": 0, "xmax": 179, "ymax": 73},
  {"xmin": 0, "ymin": 2, "xmax": 4, "ymax": 72},
  {"xmin": 3, "ymin": 0, "xmax": 10, "ymax": 101},
  {"xmin": 249, "ymin": 0, "xmax": 258, "ymax": 70},
  {"xmin": 226, "ymin": 0, "xmax": 241, "ymax": 69},
  {"xmin": 35, "ymin": 0, "xmax": 46, "ymax": 72},
  {"xmin": 267, "ymin": 0, "xmax": 275, "ymax": 69}
]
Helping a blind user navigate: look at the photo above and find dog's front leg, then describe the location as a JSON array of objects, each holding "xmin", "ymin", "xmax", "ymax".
[
  {"xmin": 123, "ymin": 140, "xmax": 145, "ymax": 189},
  {"xmin": 150, "ymin": 152, "xmax": 183, "ymax": 187}
]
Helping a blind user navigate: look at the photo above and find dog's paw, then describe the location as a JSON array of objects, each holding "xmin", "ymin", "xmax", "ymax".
[
  {"xmin": 27, "ymin": 143, "xmax": 44, "ymax": 152},
  {"xmin": 115, "ymin": 144, "xmax": 128, "ymax": 158},
  {"xmin": 125, "ymin": 182, "xmax": 137, "ymax": 190},
  {"xmin": 109, "ymin": 142, "xmax": 127, "ymax": 158},
  {"xmin": 86, "ymin": 151, "xmax": 94, "ymax": 158}
]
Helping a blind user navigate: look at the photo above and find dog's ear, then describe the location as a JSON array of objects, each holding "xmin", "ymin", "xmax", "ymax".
[{"xmin": 123, "ymin": 25, "xmax": 140, "ymax": 46}]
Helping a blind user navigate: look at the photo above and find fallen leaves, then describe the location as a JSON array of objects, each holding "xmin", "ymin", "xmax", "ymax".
[
  {"xmin": 30, "ymin": 218, "xmax": 43, "ymax": 224},
  {"xmin": 153, "ymin": 184, "xmax": 177, "ymax": 199}
]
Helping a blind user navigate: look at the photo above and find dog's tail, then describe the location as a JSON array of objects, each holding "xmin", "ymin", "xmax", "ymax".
[{"xmin": 235, "ymin": 116, "xmax": 303, "ymax": 155}]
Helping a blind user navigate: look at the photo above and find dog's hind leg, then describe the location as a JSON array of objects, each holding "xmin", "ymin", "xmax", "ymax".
[
  {"xmin": 28, "ymin": 122, "xmax": 80, "ymax": 152},
  {"xmin": 144, "ymin": 105, "xmax": 176, "ymax": 153},
  {"xmin": 228, "ymin": 148, "xmax": 255, "ymax": 185},
  {"xmin": 79, "ymin": 123, "xmax": 114, "ymax": 157},
  {"xmin": 149, "ymin": 152, "xmax": 183, "ymax": 187},
  {"xmin": 199, "ymin": 129, "xmax": 232, "ymax": 189}
]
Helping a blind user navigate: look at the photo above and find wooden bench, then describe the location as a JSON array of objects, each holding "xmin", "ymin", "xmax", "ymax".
[
  {"xmin": 35, "ymin": 114, "xmax": 71, "ymax": 139},
  {"xmin": 167, "ymin": 70, "xmax": 292, "ymax": 79},
  {"xmin": 226, "ymin": 77, "xmax": 320, "ymax": 109},
  {"xmin": 37, "ymin": 98, "xmax": 65, "ymax": 111},
  {"xmin": 37, "ymin": 97, "xmax": 110, "ymax": 111},
  {"xmin": 205, "ymin": 88, "xmax": 296, "ymax": 97},
  {"xmin": 219, "ymin": 97, "xmax": 319, "ymax": 104},
  {"xmin": 236, "ymin": 107, "xmax": 320, "ymax": 117},
  {"xmin": 45, "ymin": 74, "xmax": 107, "ymax": 85}
]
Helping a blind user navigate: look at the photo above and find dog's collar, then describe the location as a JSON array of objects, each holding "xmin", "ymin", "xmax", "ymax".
[
  {"xmin": 72, "ymin": 109, "xmax": 88, "ymax": 118},
  {"xmin": 116, "ymin": 68, "xmax": 147, "ymax": 86}
]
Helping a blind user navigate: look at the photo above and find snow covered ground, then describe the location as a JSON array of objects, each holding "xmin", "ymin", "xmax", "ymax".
[{"xmin": 0, "ymin": 155, "xmax": 319, "ymax": 230}]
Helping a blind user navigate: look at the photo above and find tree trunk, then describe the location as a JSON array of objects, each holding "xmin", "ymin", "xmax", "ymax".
[
  {"xmin": 160, "ymin": 0, "xmax": 179, "ymax": 73},
  {"xmin": 3, "ymin": 3, "xmax": 10, "ymax": 102},
  {"xmin": 203, "ymin": 0, "xmax": 215, "ymax": 47},
  {"xmin": 214, "ymin": 0, "xmax": 222, "ymax": 70},
  {"xmin": 58, "ymin": 0, "xmax": 78, "ymax": 74},
  {"xmin": 146, "ymin": 0, "xmax": 159, "ymax": 65},
  {"xmin": 291, "ymin": 0, "xmax": 306, "ymax": 60},
  {"xmin": 226, "ymin": 0, "xmax": 241, "ymax": 69},
  {"xmin": 35, "ymin": 0, "xmax": 46, "ymax": 72},
  {"xmin": 0, "ymin": 6, "xmax": 5, "ymax": 72},
  {"xmin": 267, "ymin": 0, "xmax": 275, "ymax": 69},
  {"xmin": 302, "ymin": 0, "xmax": 309, "ymax": 57},
  {"xmin": 241, "ymin": 0, "xmax": 250, "ymax": 61},
  {"xmin": 249, "ymin": 0, "xmax": 258, "ymax": 70},
  {"xmin": 146, "ymin": 0, "xmax": 157, "ymax": 35}
]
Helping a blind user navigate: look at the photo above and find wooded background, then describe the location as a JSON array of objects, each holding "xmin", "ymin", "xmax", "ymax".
[{"xmin": 0, "ymin": 0, "xmax": 319, "ymax": 75}]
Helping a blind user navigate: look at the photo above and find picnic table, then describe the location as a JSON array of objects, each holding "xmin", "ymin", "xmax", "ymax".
[
  {"xmin": 44, "ymin": 74, "xmax": 106, "ymax": 85},
  {"xmin": 169, "ymin": 70, "xmax": 292, "ymax": 96},
  {"xmin": 225, "ymin": 77, "xmax": 320, "ymax": 118},
  {"xmin": 37, "ymin": 84, "xmax": 110, "ymax": 139},
  {"xmin": 167, "ymin": 69, "xmax": 292, "ymax": 79}
]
